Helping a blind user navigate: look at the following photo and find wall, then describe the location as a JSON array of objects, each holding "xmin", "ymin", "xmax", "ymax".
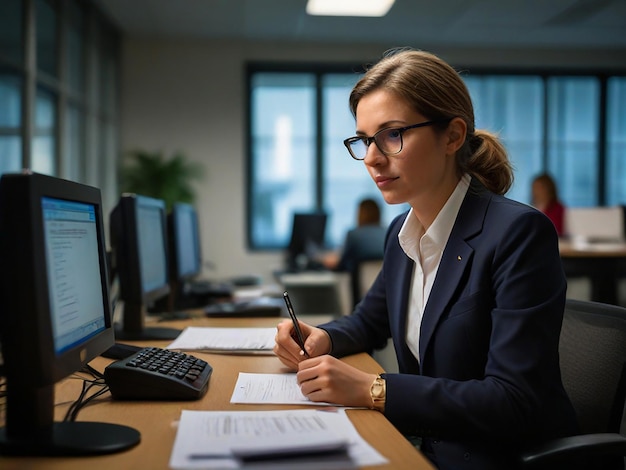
[{"xmin": 119, "ymin": 38, "xmax": 626, "ymax": 284}]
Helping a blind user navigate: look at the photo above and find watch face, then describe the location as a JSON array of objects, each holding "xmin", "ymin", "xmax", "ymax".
[{"xmin": 372, "ymin": 378, "xmax": 385, "ymax": 398}]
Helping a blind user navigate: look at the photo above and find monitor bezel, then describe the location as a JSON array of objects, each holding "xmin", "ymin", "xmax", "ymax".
[
  {"xmin": 109, "ymin": 193, "xmax": 178, "ymax": 340},
  {"xmin": 0, "ymin": 172, "xmax": 115, "ymax": 386},
  {"xmin": 0, "ymin": 172, "xmax": 140, "ymax": 457}
]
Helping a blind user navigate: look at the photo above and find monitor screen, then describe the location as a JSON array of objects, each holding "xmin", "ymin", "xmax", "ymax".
[
  {"xmin": 287, "ymin": 212, "xmax": 328, "ymax": 270},
  {"xmin": 0, "ymin": 171, "xmax": 140, "ymax": 456},
  {"xmin": 169, "ymin": 202, "xmax": 202, "ymax": 282},
  {"xmin": 137, "ymin": 200, "xmax": 169, "ymax": 293},
  {"xmin": 109, "ymin": 194, "xmax": 180, "ymax": 340},
  {"xmin": 42, "ymin": 197, "xmax": 107, "ymax": 355}
]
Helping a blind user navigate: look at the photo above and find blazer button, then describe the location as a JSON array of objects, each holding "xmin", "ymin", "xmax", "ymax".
[{"xmin": 464, "ymin": 452, "xmax": 471, "ymax": 461}]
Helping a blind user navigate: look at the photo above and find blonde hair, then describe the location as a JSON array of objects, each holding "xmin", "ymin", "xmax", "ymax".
[{"xmin": 349, "ymin": 49, "xmax": 513, "ymax": 195}]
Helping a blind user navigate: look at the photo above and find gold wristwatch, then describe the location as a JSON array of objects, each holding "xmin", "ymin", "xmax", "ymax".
[{"xmin": 370, "ymin": 374, "xmax": 386, "ymax": 412}]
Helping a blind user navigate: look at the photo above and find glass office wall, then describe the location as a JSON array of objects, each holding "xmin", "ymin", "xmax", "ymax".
[
  {"xmin": 36, "ymin": 0, "xmax": 58, "ymax": 78},
  {"xmin": 32, "ymin": 86, "xmax": 56, "ymax": 175},
  {"xmin": 547, "ymin": 77, "xmax": 599, "ymax": 207},
  {"xmin": 606, "ymin": 77, "xmax": 626, "ymax": 206},
  {"xmin": 0, "ymin": 75, "xmax": 22, "ymax": 174},
  {"xmin": 249, "ymin": 71, "xmax": 407, "ymax": 250},
  {"xmin": 248, "ymin": 68, "xmax": 626, "ymax": 250},
  {"xmin": 249, "ymin": 73, "xmax": 317, "ymax": 248},
  {"xmin": 465, "ymin": 75, "xmax": 544, "ymax": 205},
  {"xmin": 322, "ymin": 73, "xmax": 404, "ymax": 246},
  {"xmin": 0, "ymin": 0, "xmax": 120, "ymax": 211},
  {"xmin": 0, "ymin": 0, "xmax": 23, "ymax": 64}
]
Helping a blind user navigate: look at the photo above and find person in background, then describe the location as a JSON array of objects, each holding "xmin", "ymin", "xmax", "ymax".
[
  {"xmin": 531, "ymin": 172, "xmax": 566, "ymax": 236},
  {"xmin": 322, "ymin": 198, "xmax": 386, "ymax": 273},
  {"xmin": 274, "ymin": 48, "xmax": 577, "ymax": 469}
]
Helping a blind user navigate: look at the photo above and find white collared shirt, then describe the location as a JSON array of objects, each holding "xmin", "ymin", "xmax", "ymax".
[{"xmin": 398, "ymin": 174, "xmax": 471, "ymax": 362}]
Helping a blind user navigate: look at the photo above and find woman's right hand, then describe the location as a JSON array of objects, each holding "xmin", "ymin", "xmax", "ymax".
[{"xmin": 273, "ymin": 319, "xmax": 331, "ymax": 370}]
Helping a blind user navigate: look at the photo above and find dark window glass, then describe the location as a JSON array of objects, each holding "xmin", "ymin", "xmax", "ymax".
[
  {"xmin": 36, "ymin": 0, "xmax": 58, "ymax": 78},
  {"xmin": 606, "ymin": 77, "xmax": 626, "ymax": 206},
  {"xmin": 466, "ymin": 75, "xmax": 544, "ymax": 205},
  {"xmin": 67, "ymin": 0, "xmax": 85, "ymax": 94},
  {"xmin": 0, "ymin": 74, "xmax": 22, "ymax": 174},
  {"xmin": 32, "ymin": 86, "xmax": 56, "ymax": 175},
  {"xmin": 547, "ymin": 77, "xmax": 599, "ymax": 207},
  {"xmin": 0, "ymin": 0, "xmax": 23, "ymax": 64}
]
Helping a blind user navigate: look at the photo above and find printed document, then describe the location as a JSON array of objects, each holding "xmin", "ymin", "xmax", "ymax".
[
  {"xmin": 169, "ymin": 408, "xmax": 388, "ymax": 469},
  {"xmin": 166, "ymin": 327, "xmax": 275, "ymax": 353},
  {"xmin": 230, "ymin": 372, "xmax": 337, "ymax": 406}
]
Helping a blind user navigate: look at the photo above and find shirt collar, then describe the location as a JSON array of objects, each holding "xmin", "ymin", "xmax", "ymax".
[{"xmin": 398, "ymin": 174, "xmax": 471, "ymax": 258}]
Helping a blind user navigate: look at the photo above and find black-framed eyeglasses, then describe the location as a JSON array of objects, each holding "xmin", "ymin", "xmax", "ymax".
[{"xmin": 343, "ymin": 119, "xmax": 451, "ymax": 161}]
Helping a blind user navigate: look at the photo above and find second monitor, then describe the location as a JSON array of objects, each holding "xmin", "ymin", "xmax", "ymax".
[
  {"xmin": 109, "ymin": 193, "xmax": 180, "ymax": 340},
  {"xmin": 286, "ymin": 212, "xmax": 328, "ymax": 271}
]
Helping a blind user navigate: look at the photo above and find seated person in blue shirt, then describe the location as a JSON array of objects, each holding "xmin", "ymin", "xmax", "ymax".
[{"xmin": 322, "ymin": 198, "xmax": 386, "ymax": 273}]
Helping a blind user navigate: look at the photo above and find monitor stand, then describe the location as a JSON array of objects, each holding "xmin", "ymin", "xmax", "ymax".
[
  {"xmin": 116, "ymin": 302, "xmax": 182, "ymax": 340},
  {"xmin": 0, "ymin": 422, "xmax": 140, "ymax": 456},
  {"xmin": 114, "ymin": 324, "xmax": 181, "ymax": 341},
  {"xmin": 0, "ymin": 384, "xmax": 141, "ymax": 456}
]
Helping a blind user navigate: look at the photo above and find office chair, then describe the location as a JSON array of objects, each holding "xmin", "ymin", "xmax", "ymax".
[
  {"xmin": 352, "ymin": 258, "xmax": 384, "ymax": 307},
  {"xmin": 519, "ymin": 299, "xmax": 626, "ymax": 469},
  {"xmin": 351, "ymin": 258, "xmax": 399, "ymax": 373}
]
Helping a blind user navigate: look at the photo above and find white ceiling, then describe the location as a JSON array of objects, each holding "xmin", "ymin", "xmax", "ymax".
[{"xmin": 93, "ymin": 0, "xmax": 626, "ymax": 49}]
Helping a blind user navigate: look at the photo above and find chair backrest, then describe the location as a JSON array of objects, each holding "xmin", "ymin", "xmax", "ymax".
[
  {"xmin": 279, "ymin": 272, "xmax": 346, "ymax": 316},
  {"xmin": 358, "ymin": 259, "xmax": 383, "ymax": 298},
  {"xmin": 559, "ymin": 299, "xmax": 626, "ymax": 434},
  {"xmin": 350, "ymin": 258, "xmax": 383, "ymax": 308}
]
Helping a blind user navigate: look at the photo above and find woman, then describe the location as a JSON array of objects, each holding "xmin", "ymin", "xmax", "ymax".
[
  {"xmin": 274, "ymin": 49, "xmax": 577, "ymax": 469},
  {"xmin": 531, "ymin": 172, "xmax": 566, "ymax": 236}
]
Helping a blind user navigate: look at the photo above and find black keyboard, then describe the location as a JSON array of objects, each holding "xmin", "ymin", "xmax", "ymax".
[{"xmin": 104, "ymin": 347, "xmax": 212, "ymax": 401}]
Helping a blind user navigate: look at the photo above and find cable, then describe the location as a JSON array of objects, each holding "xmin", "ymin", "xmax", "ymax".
[{"xmin": 62, "ymin": 365, "xmax": 110, "ymax": 422}]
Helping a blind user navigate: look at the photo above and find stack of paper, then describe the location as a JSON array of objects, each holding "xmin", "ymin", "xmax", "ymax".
[
  {"xmin": 166, "ymin": 327, "xmax": 276, "ymax": 354},
  {"xmin": 169, "ymin": 408, "xmax": 387, "ymax": 469}
]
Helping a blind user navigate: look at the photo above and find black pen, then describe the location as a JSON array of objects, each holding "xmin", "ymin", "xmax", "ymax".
[{"xmin": 282, "ymin": 291, "xmax": 310, "ymax": 358}]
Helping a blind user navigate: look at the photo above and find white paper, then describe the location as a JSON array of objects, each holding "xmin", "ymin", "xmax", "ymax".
[
  {"xmin": 230, "ymin": 372, "xmax": 338, "ymax": 406},
  {"xmin": 169, "ymin": 408, "xmax": 388, "ymax": 469},
  {"xmin": 166, "ymin": 327, "xmax": 276, "ymax": 353}
]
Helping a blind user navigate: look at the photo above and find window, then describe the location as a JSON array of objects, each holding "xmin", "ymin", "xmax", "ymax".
[
  {"xmin": 465, "ymin": 75, "xmax": 544, "ymax": 204},
  {"xmin": 0, "ymin": 74, "xmax": 22, "ymax": 174},
  {"xmin": 0, "ymin": 0, "xmax": 120, "ymax": 212},
  {"xmin": 248, "ymin": 68, "xmax": 406, "ymax": 250},
  {"xmin": 547, "ymin": 77, "xmax": 599, "ymax": 207},
  {"xmin": 249, "ymin": 73, "xmax": 317, "ymax": 249},
  {"xmin": 33, "ymin": 86, "xmax": 57, "ymax": 175},
  {"xmin": 606, "ymin": 77, "xmax": 626, "ymax": 206},
  {"xmin": 248, "ymin": 67, "xmax": 626, "ymax": 251}
]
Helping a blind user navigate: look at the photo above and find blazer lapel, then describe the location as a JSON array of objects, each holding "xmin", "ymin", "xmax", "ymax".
[{"xmin": 418, "ymin": 184, "xmax": 490, "ymax": 365}]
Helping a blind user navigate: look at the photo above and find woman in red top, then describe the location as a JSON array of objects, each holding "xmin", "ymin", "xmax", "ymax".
[{"xmin": 532, "ymin": 173, "xmax": 565, "ymax": 236}]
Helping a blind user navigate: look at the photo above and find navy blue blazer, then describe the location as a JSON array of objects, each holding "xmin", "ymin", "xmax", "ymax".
[{"xmin": 320, "ymin": 180, "xmax": 578, "ymax": 469}]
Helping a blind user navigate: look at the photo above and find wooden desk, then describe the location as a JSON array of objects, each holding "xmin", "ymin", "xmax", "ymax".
[
  {"xmin": 0, "ymin": 316, "xmax": 433, "ymax": 470},
  {"xmin": 559, "ymin": 240, "xmax": 626, "ymax": 305}
]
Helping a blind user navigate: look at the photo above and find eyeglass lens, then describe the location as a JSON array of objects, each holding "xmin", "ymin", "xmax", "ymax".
[{"xmin": 350, "ymin": 128, "xmax": 403, "ymax": 159}]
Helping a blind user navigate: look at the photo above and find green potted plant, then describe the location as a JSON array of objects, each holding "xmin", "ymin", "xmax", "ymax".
[{"xmin": 120, "ymin": 149, "xmax": 204, "ymax": 210}]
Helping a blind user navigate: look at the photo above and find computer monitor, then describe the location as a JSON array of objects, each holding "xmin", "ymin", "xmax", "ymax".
[
  {"xmin": 109, "ymin": 194, "xmax": 180, "ymax": 340},
  {"xmin": 286, "ymin": 212, "xmax": 328, "ymax": 270},
  {"xmin": 0, "ymin": 171, "xmax": 140, "ymax": 456},
  {"xmin": 169, "ymin": 202, "xmax": 202, "ymax": 283}
]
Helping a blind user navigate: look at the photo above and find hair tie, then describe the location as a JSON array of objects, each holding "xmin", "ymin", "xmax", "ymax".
[{"xmin": 469, "ymin": 133, "xmax": 482, "ymax": 153}]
